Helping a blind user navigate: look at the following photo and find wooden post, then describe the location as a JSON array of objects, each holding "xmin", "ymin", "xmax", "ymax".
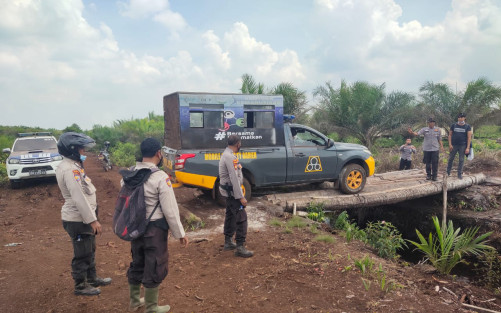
[
  {"xmin": 442, "ymin": 173, "xmax": 448, "ymax": 230},
  {"xmin": 293, "ymin": 203, "xmax": 297, "ymax": 216}
]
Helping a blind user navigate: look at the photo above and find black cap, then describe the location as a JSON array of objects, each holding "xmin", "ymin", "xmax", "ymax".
[
  {"xmin": 458, "ymin": 112, "xmax": 466, "ymax": 118},
  {"xmin": 427, "ymin": 117, "xmax": 436, "ymax": 123},
  {"xmin": 140, "ymin": 138, "xmax": 161, "ymax": 157}
]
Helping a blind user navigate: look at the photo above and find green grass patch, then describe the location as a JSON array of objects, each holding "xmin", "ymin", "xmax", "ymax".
[
  {"xmin": 269, "ymin": 218, "xmax": 283, "ymax": 227},
  {"xmin": 314, "ymin": 235, "xmax": 335, "ymax": 243},
  {"xmin": 286, "ymin": 216, "xmax": 308, "ymax": 228}
]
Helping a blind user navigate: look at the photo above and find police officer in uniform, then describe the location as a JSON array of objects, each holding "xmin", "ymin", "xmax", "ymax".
[
  {"xmin": 447, "ymin": 113, "xmax": 472, "ymax": 179},
  {"xmin": 219, "ymin": 135, "xmax": 253, "ymax": 258},
  {"xmin": 126, "ymin": 138, "xmax": 188, "ymax": 313},
  {"xmin": 408, "ymin": 117, "xmax": 444, "ymax": 181},
  {"xmin": 56, "ymin": 132, "xmax": 112, "ymax": 296}
]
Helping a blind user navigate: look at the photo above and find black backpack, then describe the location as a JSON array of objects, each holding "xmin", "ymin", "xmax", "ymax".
[{"xmin": 113, "ymin": 167, "xmax": 160, "ymax": 241}]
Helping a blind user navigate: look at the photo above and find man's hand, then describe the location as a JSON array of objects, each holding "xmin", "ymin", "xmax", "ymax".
[
  {"xmin": 240, "ymin": 197, "xmax": 248, "ymax": 207},
  {"xmin": 407, "ymin": 127, "xmax": 414, "ymax": 135},
  {"xmin": 449, "ymin": 145, "xmax": 453, "ymax": 152},
  {"xmin": 90, "ymin": 220, "xmax": 102, "ymax": 235},
  {"xmin": 179, "ymin": 237, "xmax": 189, "ymax": 248},
  {"xmin": 465, "ymin": 148, "xmax": 470, "ymax": 155}
]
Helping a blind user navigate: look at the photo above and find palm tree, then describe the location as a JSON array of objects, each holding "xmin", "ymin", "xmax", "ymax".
[
  {"xmin": 240, "ymin": 74, "xmax": 264, "ymax": 94},
  {"xmin": 419, "ymin": 77, "xmax": 501, "ymax": 129},
  {"xmin": 313, "ymin": 80, "xmax": 415, "ymax": 149}
]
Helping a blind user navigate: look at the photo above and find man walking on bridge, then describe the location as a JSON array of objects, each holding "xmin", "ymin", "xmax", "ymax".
[
  {"xmin": 408, "ymin": 117, "xmax": 444, "ymax": 181},
  {"xmin": 446, "ymin": 113, "xmax": 472, "ymax": 179}
]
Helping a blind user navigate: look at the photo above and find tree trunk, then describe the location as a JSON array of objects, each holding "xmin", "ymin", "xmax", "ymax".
[{"xmin": 265, "ymin": 170, "xmax": 486, "ymax": 211}]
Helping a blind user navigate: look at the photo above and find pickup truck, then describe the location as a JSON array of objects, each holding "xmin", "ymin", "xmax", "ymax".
[{"xmin": 161, "ymin": 92, "xmax": 375, "ymax": 203}]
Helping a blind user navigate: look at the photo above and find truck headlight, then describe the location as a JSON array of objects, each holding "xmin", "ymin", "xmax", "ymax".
[
  {"xmin": 8, "ymin": 158, "xmax": 20, "ymax": 164},
  {"xmin": 52, "ymin": 155, "xmax": 63, "ymax": 161}
]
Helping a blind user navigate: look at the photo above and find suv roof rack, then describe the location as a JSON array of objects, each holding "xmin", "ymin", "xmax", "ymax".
[{"xmin": 17, "ymin": 132, "xmax": 52, "ymax": 137}]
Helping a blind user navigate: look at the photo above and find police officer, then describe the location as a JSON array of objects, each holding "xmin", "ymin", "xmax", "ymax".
[
  {"xmin": 408, "ymin": 117, "xmax": 444, "ymax": 181},
  {"xmin": 219, "ymin": 135, "xmax": 253, "ymax": 258},
  {"xmin": 447, "ymin": 113, "xmax": 472, "ymax": 179},
  {"xmin": 126, "ymin": 138, "xmax": 188, "ymax": 313},
  {"xmin": 56, "ymin": 132, "xmax": 112, "ymax": 296}
]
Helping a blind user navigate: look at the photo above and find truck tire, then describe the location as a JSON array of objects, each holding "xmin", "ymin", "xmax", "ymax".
[
  {"xmin": 339, "ymin": 164, "xmax": 366, "ymax": 194},
  {"xmin": 214, "ymin": 177, "xmax": 252, "ymax": 207},
  {"xmin": 10, "ymin": 180, "xmax": 22, "ymax": 189}
]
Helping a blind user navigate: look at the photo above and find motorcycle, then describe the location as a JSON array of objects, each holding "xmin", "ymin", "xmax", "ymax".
[{"xmin": 98, "ymin": 141, "xmax": 112, "ymax": 172}]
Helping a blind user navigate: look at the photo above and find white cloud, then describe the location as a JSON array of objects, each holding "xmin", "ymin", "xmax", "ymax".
[{"xmin": 118, "ymin": 0, "xmax": 168, "ymax": 18}]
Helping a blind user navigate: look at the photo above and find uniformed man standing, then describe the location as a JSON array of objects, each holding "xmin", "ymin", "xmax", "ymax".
[
  {"xmin": 446, "ymin": 113, "xmax": 472, "ymax": 179},
  {"xmin": 126, "ymin": 138, "xmax": 188, "ymax": 313},
  {"xmin": 56, "ymin": 132, "xmax": 112, "ymax": 296},
  {"xmin": 408, "ymin": 117, "xmax": 444, "ymax": 181},
  {"xmin": 219, "ymin": 135, "xmax": 253, "ymax": 258}
]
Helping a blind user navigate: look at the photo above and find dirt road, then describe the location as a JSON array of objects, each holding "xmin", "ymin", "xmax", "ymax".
[{"xmin": 1, "ymin": 155, "xmax": 500, "ymax": 313}]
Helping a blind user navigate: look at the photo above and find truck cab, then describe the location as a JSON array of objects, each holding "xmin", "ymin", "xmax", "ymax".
[
  {"xmin": 162, "ymin": 92, "xmax": 375, "ymax": 203},
  {"xmin": 2, "ymin": 132, "xmax": 63, "ymax": 188}
]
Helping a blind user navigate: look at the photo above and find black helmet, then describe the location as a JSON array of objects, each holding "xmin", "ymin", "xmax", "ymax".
[{"xmin": 58, "ymin": 132, "xmax": 96, "ymax": 161}]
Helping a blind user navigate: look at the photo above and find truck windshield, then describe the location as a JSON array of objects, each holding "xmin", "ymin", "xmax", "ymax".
[{"xmin": 13, "ymin": 138, "xmax": 57, "ymax": 151}]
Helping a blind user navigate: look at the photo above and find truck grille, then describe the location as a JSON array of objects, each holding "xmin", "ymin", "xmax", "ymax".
[
  {"xmin": 19, "ymin": 157, "xmax": 52, "ymax": 164},
  {"xmin": 21, "ymin": 166, "xmax": 53, "ymax": 173}
]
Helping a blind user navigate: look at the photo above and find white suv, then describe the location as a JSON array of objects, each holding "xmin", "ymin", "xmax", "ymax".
[{"xmin": 2, "ymin": 132, "xmax": 63, "ymax": 188}]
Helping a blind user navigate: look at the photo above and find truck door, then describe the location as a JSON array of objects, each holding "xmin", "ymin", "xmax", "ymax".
[{"xmin": 288, "ymin": 126, "xmax": 338, "ymax": 182}]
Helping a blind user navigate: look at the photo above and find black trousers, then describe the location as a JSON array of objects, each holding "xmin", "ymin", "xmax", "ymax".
[
  {"xmin": 423, "ymin": 150, "xmax": 439, "ymax": 178},
  {"xmin": 224, "ymin": 197, "xmax": 248, "ymax": 244},
  {"xmin": 127, "ymin": 223, "xmax": 169, "ymax": 288},
  {"xmin": 62, "ymin": 221, "xmax": 96, "ymax": 286},
  {"xmin": 399, "ymin": 159, "xmax": 411, "ymax": 170}
]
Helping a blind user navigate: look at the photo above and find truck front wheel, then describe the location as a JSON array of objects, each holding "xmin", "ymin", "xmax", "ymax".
[{"xmin": 339, "ymin": 164, "xmax": 366, "ymax": 194}]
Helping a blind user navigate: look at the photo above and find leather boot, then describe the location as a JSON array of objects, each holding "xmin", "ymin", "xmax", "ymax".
[
  {"xmin": 223, "ymin": 236, "xmax": 237, "ymax": 250},
  {"xmin": 88, "ymin": 277, "xmax": 112, "ymax": 287},
  {"xmin": 234, "ymin": 243, "xmax": 254, "ymax": 258},
  {"xmin": 144, "ymin": 287, "xmax": 170, "ymax": 313},
  {"xmin": 129, "ymin": 284, "xmax": 145, "ymax": 312},
  {"xmin": 74, "ymin": 282, "xmax": 101, "ymax": 296}
]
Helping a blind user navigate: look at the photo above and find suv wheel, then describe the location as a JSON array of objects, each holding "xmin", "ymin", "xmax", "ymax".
[
  {"xmin": 10, "ymin": 180, "xmax": 22, "ymax": 189},
  {"xmin": 339, "ymin": 164, "xmax": 366, "ymax": 194}
]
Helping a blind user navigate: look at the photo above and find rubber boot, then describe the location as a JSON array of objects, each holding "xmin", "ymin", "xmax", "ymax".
[
  {"xmin": 223, "ymin": 236, "xmax": 237, "ymax": 250},
  {"xmin": 234, "ymin": 243, "xmax": 254, "ymax": 258},
  {"xmin": 144, "ymin": 287, "xmax": 170, "ymax": 313},
  {"xmin": 74, "ymin": 282, "xmax": 101, "ymax": 296},
  {"xmin": 129, "ymin": 284, "xmax": 145, "ymax": 312}
]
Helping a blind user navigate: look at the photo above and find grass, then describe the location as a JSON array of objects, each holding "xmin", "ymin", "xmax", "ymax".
[
  {"xmin": 269, "ymin": 218, "xmax": 283, "ymax": 227},
  {"xmin": 314, "ymin": 234, "xmax": 335, "ymax": 243},
  {"xmin": 286, "ymin": 216, "xmax": 308, "ymax": 228}
]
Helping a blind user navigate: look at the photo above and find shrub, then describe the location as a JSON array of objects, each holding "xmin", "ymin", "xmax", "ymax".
[
  {"xmin": 365, "ymin": 221, "xmax": 407, "ymax": 259},
  {"xmin": 0, "ymin": 163, "xmax": 8, "ymax": 186},
  {"xmin": 110, "ymin": 142, "xmax": 139, "ymax": 168},
  {"xmin": 306, "ymin": 202, "xmax": 325, "ymax": 222},
  {"xmin": 407, "ymin": 216, "xmax": 493, "ymax": 274},
  {"xmin": 475, "ymin": 249, "xmax": 501, "ymax": 291},
  {"xmin": 334, "ymin": 211, "xmax": 366, "ymax": 243},
  {"xmin": 475, "ymin": 125, "xmax": 501, "ymax": 139}
]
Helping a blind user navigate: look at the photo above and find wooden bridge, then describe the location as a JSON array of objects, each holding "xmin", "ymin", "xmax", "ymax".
[{"xmin": 265, "ymin": 169, "xmax": 487, "ymax": 211}]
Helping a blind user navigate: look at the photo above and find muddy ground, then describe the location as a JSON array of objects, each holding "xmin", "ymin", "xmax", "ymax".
[{"xmin": 1, "ymin": 155, "xmax": 501, "ymax": 313}]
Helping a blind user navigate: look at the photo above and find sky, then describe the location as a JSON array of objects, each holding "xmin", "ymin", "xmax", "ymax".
[{"xmin": 1, "ymin": 0, "xmax": 500, "ymax": 130}]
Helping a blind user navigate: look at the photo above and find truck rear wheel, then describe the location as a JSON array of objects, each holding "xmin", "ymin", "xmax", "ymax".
[
  {"xmin": 214, "ymin": 177, "xmax": 252, "ymax": 207},
  {"xmin": 339, "ymin": 164, "xmax": 366, "ymax": 194}
]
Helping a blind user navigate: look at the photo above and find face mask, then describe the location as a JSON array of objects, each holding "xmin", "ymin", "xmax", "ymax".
[
  {"xmin": 458, "ymin": 121, "xmax": 465, "ymax": 125},
  {"xmin": 236, "ymin": 144, "xmax": 241, "ymax": 153},
  {"xmin": 406, "ymin": 143, "xmax": 411, "ymax": 145},
  {"xmin": 80, "ymin": 155, "xmax": 87, "ymax": 162},
  {"xmin": 157, "ymin": 156, "xmax": 163, "ymax": 167}
]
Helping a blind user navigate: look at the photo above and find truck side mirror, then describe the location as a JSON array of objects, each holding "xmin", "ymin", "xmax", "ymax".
[
  {"xmin": 327, "ymin": 139, "xmax": 334, "ymax": 148},
  {"xmin": 2, "ymin": 148, "xmax": 11, "ymax": 154}
]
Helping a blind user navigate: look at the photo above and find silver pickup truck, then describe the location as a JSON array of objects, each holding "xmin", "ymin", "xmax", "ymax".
[{"xmin": 161, "ymin": 92, "xmax": 375, "ymax": 203}]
